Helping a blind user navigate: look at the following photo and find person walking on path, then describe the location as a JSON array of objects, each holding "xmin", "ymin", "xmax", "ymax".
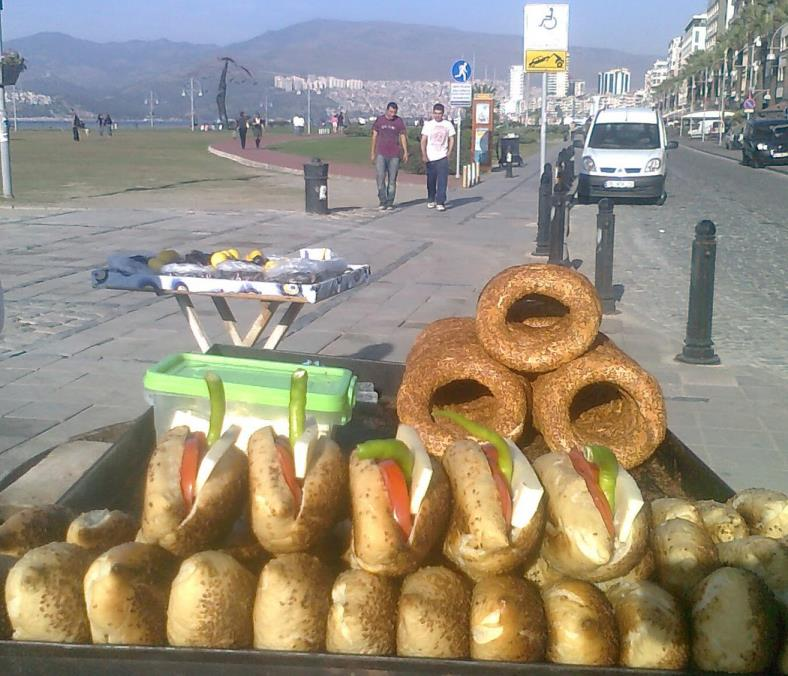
[
  {"xmin": 97, "ymin": 113, "xmax": 105, "ymax": 136},
  {"xmin": 371, "ymin": 101, "xmax": 408, "ymax": 210},
  {"xmin": 72, "ymin": 112, "xmax": 84, "ymax": 142},
  {"xmin": 251, "ymin": 112, "xmax": 264, "ymax": 149},
  {"xmin": 337, "ymin": 110, "xmax": 345, "ymax": 134},
  {"xmin": 104, "ymin": 113, "xmax": 113, "ymax": 136},
  {"xmin": 236, "ymin": 112, "xmax": 249, "ymax": 149},
  {"xmin": 420, "ymin": 103, "xmax": 455, "ymax": 211}
]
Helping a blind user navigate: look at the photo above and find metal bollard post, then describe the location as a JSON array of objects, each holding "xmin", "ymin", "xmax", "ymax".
[
  {"xmin": 533, "ymin": 163, "xmax": 552, "ymax": 256},
  {"xmin": 595, "ymin": 198, "xmax": 616, "ymax": 313},
  {"xmin": 548, "ymin": 190, "xmax": 567, "ymax": 264},
  {"xmin": 676, "ymin": 220, "xmax": 721, "ymax": 365},
  {"xmin": 505, "ymin": 150, "xmax": 514, "ymax": 178}
]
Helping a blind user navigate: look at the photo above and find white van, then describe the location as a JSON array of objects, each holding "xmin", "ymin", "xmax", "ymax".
[{"xmin": 576, "ymin": 108, "xmax": 677, "ymax": 205}]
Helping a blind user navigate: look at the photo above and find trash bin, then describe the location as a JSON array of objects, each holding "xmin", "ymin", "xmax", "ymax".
[
  {"xmin": 304, "ymin": 157, "xmax": 329, "ymax": 214},
  {"xmin": 499, "ymin": 134, "xmax": 522, "ymax": 167}
]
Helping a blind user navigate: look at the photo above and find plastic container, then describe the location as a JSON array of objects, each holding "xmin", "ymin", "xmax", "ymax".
[{"xmin": 143, "ymin": 353, "xmax": 357, "ymax": 450}]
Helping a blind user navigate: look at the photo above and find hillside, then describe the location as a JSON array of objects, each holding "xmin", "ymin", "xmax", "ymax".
[{"xmin": 6, "ymin": 21, "xmax": 658, "ymax": 119}]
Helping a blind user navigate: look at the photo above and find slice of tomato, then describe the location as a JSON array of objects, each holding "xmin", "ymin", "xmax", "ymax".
[
  {"xmin": 180, "ymin": 432, "xmax": 206, "ymax": 512},
  {"xmin": 378, "ymin": 459, "xmax": 413, "ymax": 538},
  {"xmin": 482, "ymin": 446, "xmax": 513, "ymax": 527},
  {"xmin": 276, "ymin": 440, "xmax": 302, "ymax": 508},
  {"xmin": 569, "ymin": 448, "xmax": 615, "ymax": 537}
]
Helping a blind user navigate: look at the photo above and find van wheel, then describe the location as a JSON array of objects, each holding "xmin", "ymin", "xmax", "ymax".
[{"xmin": 656, "ymin": 192, "xmax": 667, "ymax": 206}]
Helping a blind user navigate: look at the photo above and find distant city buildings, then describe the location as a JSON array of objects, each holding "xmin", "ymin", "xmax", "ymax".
[
  {"xmin": 547, "ymin": 71, "xmax": 569, "ymax": 98},
  {"xmin": 680, "ymin": 14, "xmax": 707, "ymax": 66},
  {"xmin": 597, "ymin": 68, "xmax": 631, "ymax": 95},
  {"xmin": 569, "ymin": 80, "xmax": 586, "ymax": 97},
  {"xmin": 509, "ymin": 65, "xmax": 525, "ymax": 104},
  {"xmin": 667, "ymin": 36, "xmax": 683, "ymax": 78},
  {"xmin": 644, "ymin": 60, "xmax": 669, "ymax": 99}
]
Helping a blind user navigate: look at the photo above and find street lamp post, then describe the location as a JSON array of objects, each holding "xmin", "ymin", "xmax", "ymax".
[
  {"xmin": 0, "ymin": 4, "xmax": 14, "ymax": 198},
  {"xmin": 766, "ymin": 22, "xmax": 788, "ymax": 106},
  {"xmin": 307, "ymin": 85, "xmax": 312, "ymax": 135},
  {"xmin": 181, "ymin": 77, "xmax": 203, "ymax": 131},
  {"xmin": 144, "ymin": 90, "xmax": 158, "ymax": 128}
]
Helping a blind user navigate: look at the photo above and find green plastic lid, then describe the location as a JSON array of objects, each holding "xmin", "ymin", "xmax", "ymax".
[{"xmin": 144, "ymin": 353, "xmax": 357, "ymax": 422}]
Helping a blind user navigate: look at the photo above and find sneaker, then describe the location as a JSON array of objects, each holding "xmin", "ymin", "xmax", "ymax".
[
  {"xmin": 378, "ymin": 204, "xmax": 387, "ymax": 211},
  {"xmin": 427, "ymin": 202, "xmax": 436, "ymax": 209},
  {"xmin": 386, "ymin": 204, "xmax": 395, "ymax": 210},
  {"xmin": 436, "ymin": 204, "xmax": 446, "ymax": 212}
]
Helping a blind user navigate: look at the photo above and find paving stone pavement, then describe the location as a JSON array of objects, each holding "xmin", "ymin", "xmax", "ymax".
[{"xmin": 0, "ymin": 150, "xmax": 785, "ymax": 496}]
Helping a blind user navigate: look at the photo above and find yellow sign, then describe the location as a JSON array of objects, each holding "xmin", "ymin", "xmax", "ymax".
[{"xmin": 525, "ymin": 49, "xmax": 567, "ymax": 73}]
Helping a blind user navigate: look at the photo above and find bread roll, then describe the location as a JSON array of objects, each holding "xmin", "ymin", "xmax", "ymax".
[
  {"xmin": 470, "ymin": 576, "xmax": 546, "ymax": 662},
  {"xmin": 325, "ymin": 569, "xmax": 397, "ymax": 655},
  {"xmin": 67, "ymin": 509, "xmax": 137, "ymax": 551},
  {"xmin": 397, "ymin": 566, "xmax": 470, "ymax": 658},
  {"xmin": 167, "ymin": 551, "xmax": 255, "ymax": 648},
  {"xmin": 651, "ymin": 518, "xmax": 719, "ymax": 601},
  {"xmin": 691, "ymin": 567, "xmax": 779, "ymax": 673},
  {"xmin": 248, "ymin": 427, "xmax": 348, "ymax": 553},
  {"xmin": 542, "ymin": 579, "xmax": 619, "ymax": 666},
  {"xmin": 5, "ymin": 542, "xmax": 92, "ymax": 642},
  {"xmin": 0, "ymin": 505, "xmax": 72, "ymax": 557},
  {"xmin": 253, "ymin": 553, "xmax": 332, "ymax": 652},
  {"xmin": 607, "ymin": 580, "xmax": 688, "ymax": 670}
]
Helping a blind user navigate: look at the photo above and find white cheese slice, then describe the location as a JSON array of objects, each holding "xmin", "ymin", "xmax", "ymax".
[
  {"xmin": 613, "ymin": 468, "xmax": 645, "ymax": 544},
  {"xmin": 293, "ymin": 417, "xmax": 319, "ymax": 480},
  {"xmin": 169, "ymin": 409, "xmax": 328, "ymax": 452},
  {"xmin": 395, "ymin": 424, "xmax": 432, "ymax": 515},
  {"xmin": 194, "ymin": 425, "xmax": 241, "ymax": 495},
  {"xmin": 506, "ymin": 439, "xmax": 545, "ymax": 530}
]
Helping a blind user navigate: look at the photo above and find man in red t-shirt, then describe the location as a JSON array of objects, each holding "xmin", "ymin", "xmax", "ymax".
[{"xmin": 371, "ymin": 102, "xmax": 409, "ymax": 210}]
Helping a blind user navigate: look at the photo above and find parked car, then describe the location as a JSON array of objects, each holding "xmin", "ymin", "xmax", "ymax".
[
  {"xmin": 724, "ymin": 126, "xmax": 743, "ymax": 150},
  {"xmin": 741, "ymin": 118, "xmax": 788, "ymax": 167},
  {"xmin": 576, "ymin": 107, "xmax": 678, "ymax": 206}
]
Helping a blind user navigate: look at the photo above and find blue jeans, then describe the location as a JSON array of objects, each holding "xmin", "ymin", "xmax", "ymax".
[
  {"xmin": 375, "ymin": 155, "xmax": 400, "ymax": 206},
  {"xmin": 426, "ymin": 157, "xmax": 449, "ymax": 205}
]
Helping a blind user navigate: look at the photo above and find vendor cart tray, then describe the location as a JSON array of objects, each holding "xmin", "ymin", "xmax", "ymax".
[{"xmin": 0, "ymin": 347, "xmax": 736, "ymax": 675}]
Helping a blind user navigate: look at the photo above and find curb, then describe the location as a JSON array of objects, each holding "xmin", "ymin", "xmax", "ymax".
[{"xmin": 208, "ymin": 145, "xmax": 304, "ymax": 177}]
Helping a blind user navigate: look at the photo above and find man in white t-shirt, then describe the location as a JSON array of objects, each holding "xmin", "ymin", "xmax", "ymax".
[{"xmin": 420, "ymin": 103, "xmax": 456, "ymax": 211}]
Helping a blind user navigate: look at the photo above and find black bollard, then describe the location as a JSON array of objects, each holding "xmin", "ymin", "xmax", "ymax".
[
  {"xmin": 548, "ymin": 190, "xmax": 567, "ymax": 265},
  {"xmin": 676, "ymin": 220, "xmax": 721, "ymax": 365},
  {"xmin": 533, "ymin": 163, "xmax": 552, "ymax": 256},
  {"xmin": 595, "ymin": 198, "xmax": 616, "ymax": 314}
]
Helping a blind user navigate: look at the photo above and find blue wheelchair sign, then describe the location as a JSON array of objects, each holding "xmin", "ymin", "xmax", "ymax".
[{"xmin": 451, "ymin": 60, "xmax": 472, "ymax": 83}]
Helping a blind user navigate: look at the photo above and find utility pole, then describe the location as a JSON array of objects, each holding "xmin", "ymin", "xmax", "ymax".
[
  {"xmin": 0, "ymin": 3, "xmax": 14, "ymax": 198},
  {"xmin": 307, "ymin": 85, "xmax": 311, "ymax": 135}
]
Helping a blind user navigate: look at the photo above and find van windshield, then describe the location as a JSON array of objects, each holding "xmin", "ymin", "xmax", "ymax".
[{"xmin": 589, "ymin": 123, "xmax": 661, "ymax": 149}]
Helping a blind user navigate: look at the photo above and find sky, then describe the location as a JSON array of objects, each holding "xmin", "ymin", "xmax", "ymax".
[{"xmin": 4, "ymin": 0, "xmax": 708, "ymax": 56}]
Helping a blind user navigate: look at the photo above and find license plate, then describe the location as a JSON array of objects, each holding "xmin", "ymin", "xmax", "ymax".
[
  {"xmin": 773, "ymin": 152, "xmax": 788, "ymax": 158},
  {"xmin": 604, "ymin": 180, "xmax": 635, "ymax": 189}
]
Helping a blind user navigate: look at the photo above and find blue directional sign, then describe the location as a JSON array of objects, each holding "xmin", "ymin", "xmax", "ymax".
[{"xmin": 451, "ymin": 60, "xmax": 472, "ymax": 83}]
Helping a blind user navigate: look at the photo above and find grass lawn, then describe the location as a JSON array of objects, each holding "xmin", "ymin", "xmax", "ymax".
[
  {"xmin": 268, "ymin": 129, "xmax": 558, "ymax": 172},
  {"xmin": 267, "ymin": 135, "xmax": 372, "ymax": 164},
  {"xmin": 7, "ymin": 128, "xmax": 258, "ymax": 204}
]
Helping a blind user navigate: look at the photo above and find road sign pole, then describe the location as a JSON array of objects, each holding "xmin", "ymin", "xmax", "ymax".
[
  {"xmin": 455, "ymin": 113, "xmax": 461, "ymax": 178},
  {"xmin": 540, "ymin": 73, "xmax": 547, "ymax": 176}
]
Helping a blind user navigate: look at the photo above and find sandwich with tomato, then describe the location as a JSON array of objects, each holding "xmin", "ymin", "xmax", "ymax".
[
  {"xmin": 248, "ymin": 368, "xmax": 347, "ymax": 554},
  {"xmin": 439, "ymin": 410, "xmax": 546, "ymax": 579},
  {"xmin": 533, "ymin": 446, "xmax": 649, "ymax": 582},
  {"xmin": 140, "ymin": 372, "xmax": 248, "ymax": 557},
  {"xmin": 347, "ymin": 424, "xmax": 451, "ymax": 576}
]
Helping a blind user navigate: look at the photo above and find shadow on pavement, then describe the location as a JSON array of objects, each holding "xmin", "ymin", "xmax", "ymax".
[
  {"xmin": 447, "ymin": 196, "xmax": 483, "ymax": 208},
  {"xmin": 349, "ymin": 343, "xmax": 393, "ymax": 361},
  {"xmin": 330, "ymin": 206, "xmax": 363, "ymax": 214}
]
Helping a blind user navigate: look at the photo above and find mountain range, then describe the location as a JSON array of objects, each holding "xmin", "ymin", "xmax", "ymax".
[{"xmin": 7, "ymin": 20, "xmax": 659, "ymax": 119}]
